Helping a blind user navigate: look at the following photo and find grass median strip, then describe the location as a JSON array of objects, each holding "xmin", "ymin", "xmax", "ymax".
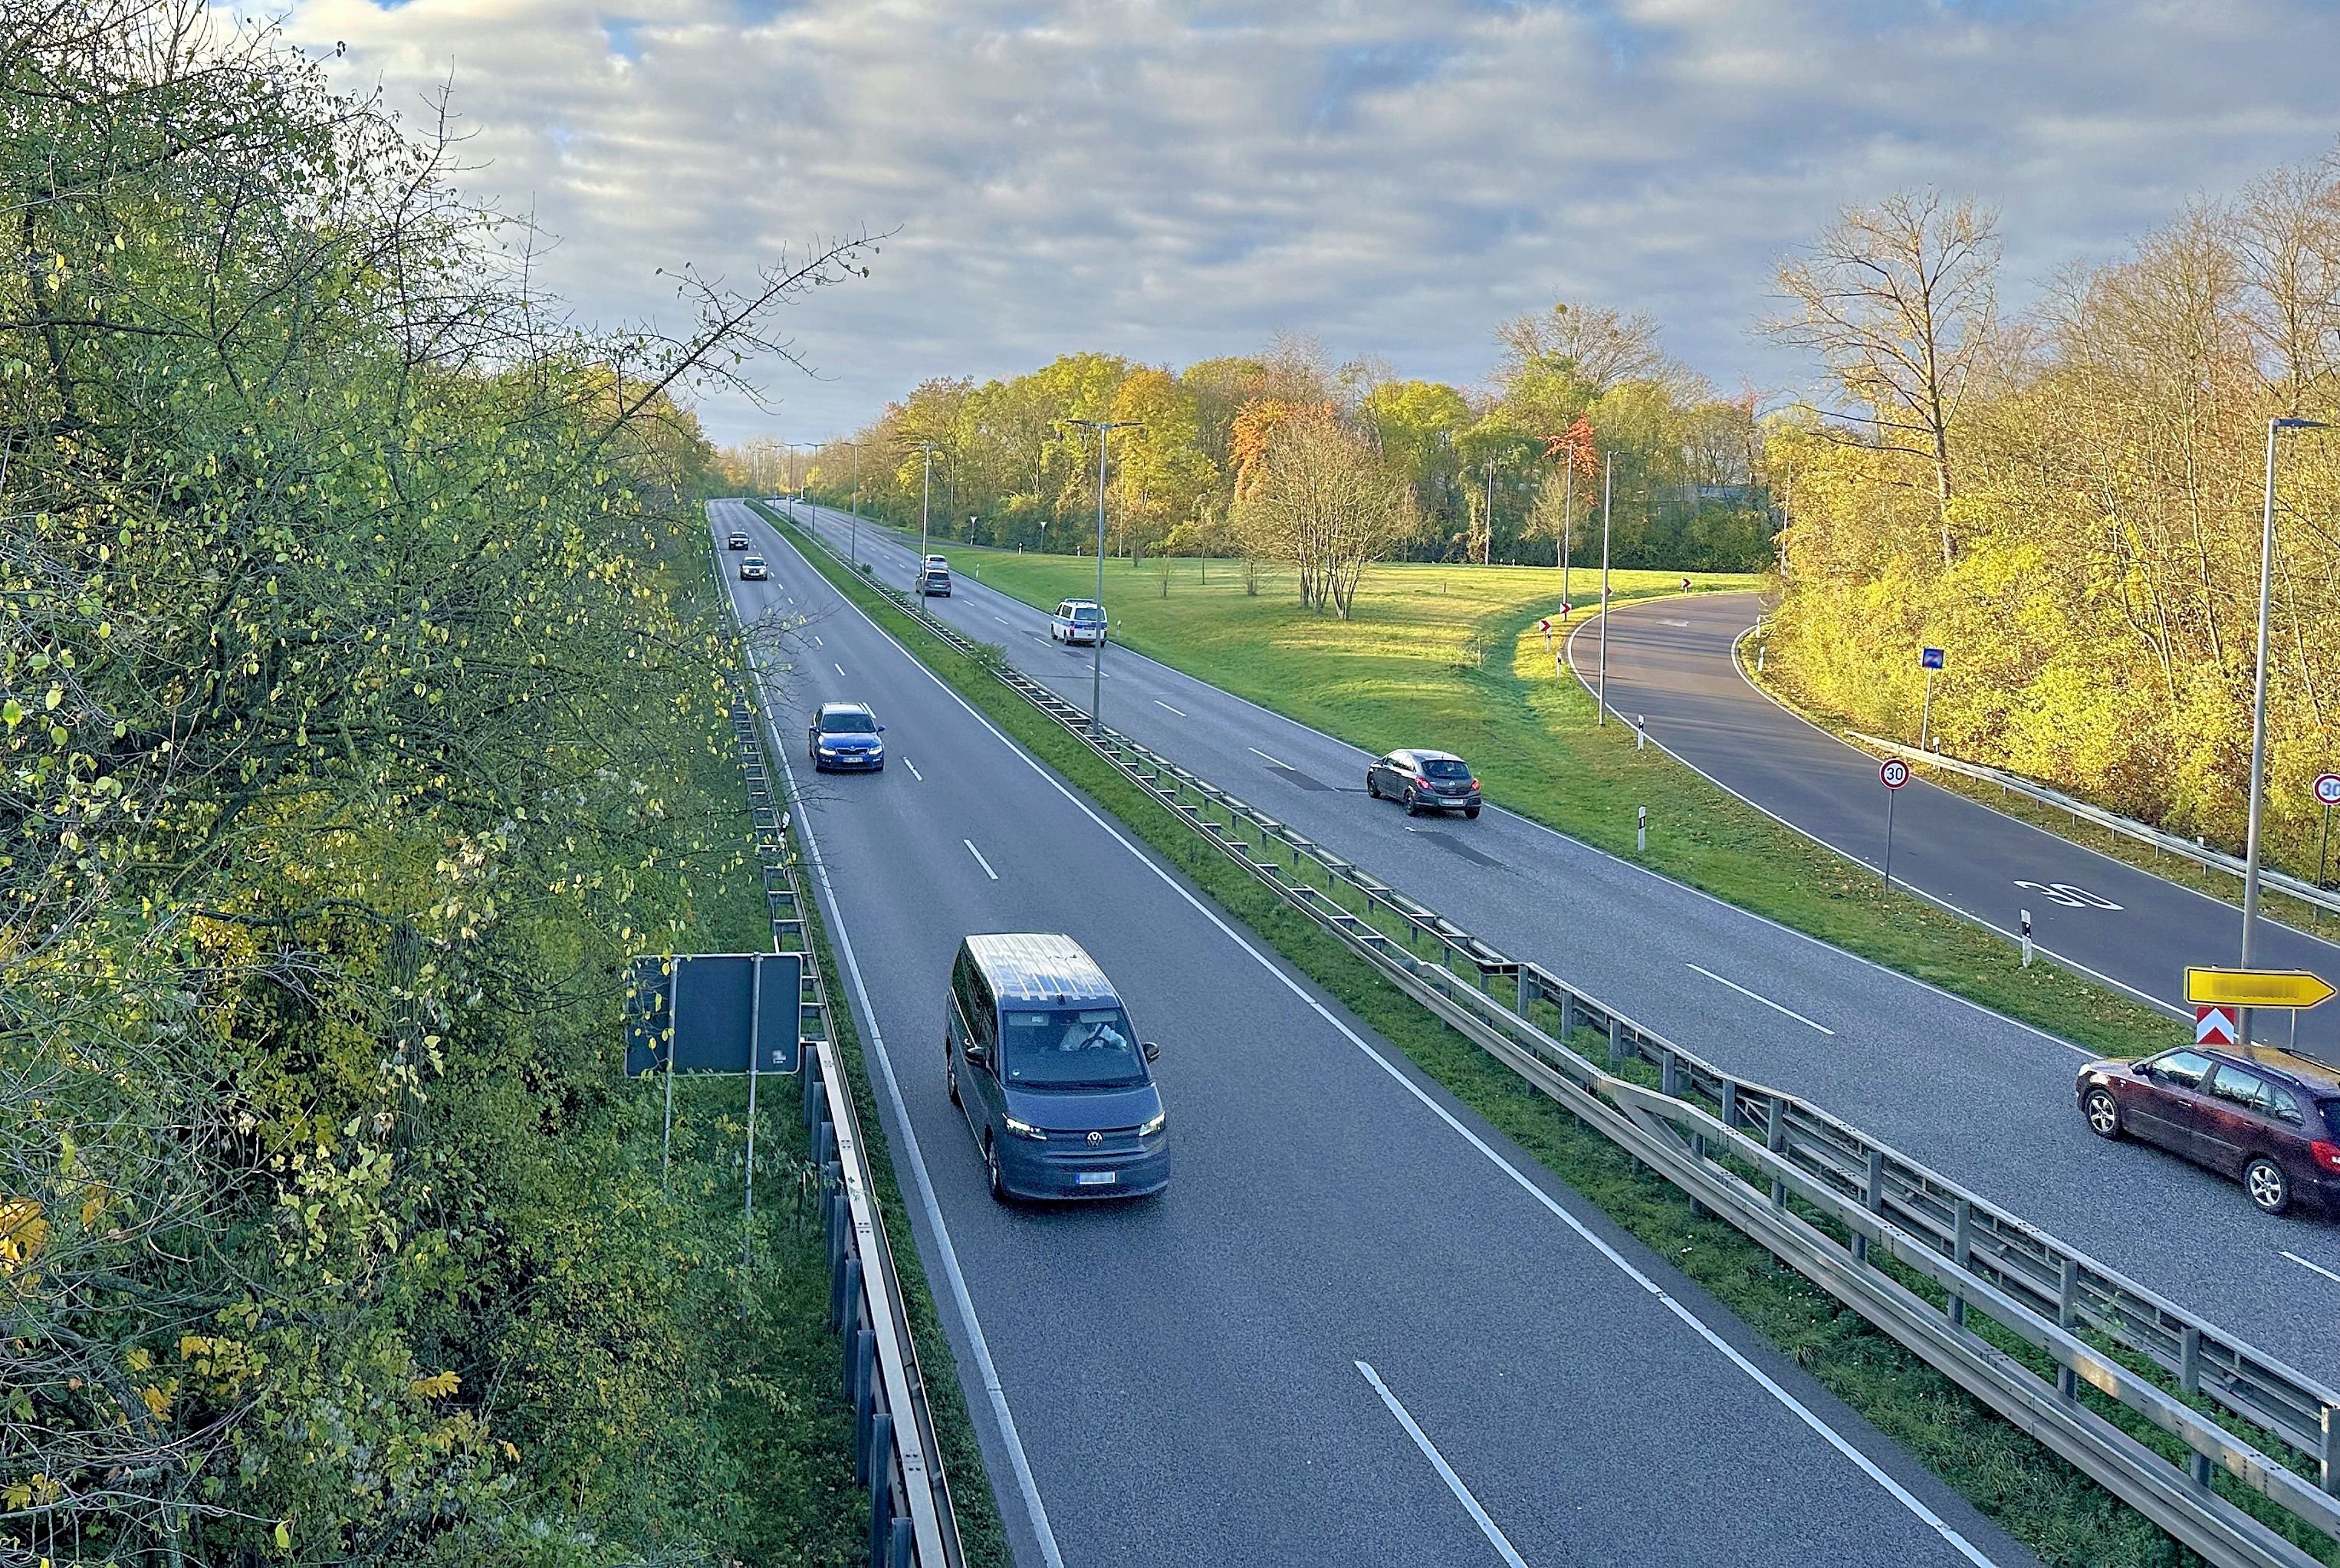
[
  {"xmin": 907, "ymin": 534, "xmax": 2184, "ymax": 1060},
  {"xmin": 767, "ymin": 508, "xmax": 2337, "ymax": 1568}
]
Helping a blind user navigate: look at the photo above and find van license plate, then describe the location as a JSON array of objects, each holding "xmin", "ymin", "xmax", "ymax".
[{"xmin": 1076, "ymin": 1172, "xmax": 1116, "ymax": 1186}]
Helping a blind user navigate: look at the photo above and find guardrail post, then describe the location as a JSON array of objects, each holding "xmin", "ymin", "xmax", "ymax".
[
  {"xmin": 1659, "ymin": 1049, "xmax": 1678, "ymax": 1100},
  {"xmin": 1559, "ymin": 990, "xmax": 1579, "ymax": 1038},
  {"xmin": 1765, "ymin": 1099, "xmax": 1786, "ymax": 1209},
  {"xmin": 835, "ymin": 1254, "xmax": 862, "ymax": 1338},
  {"xmin": 2056, "ymin": 1260, "xmax": 2079, "ymax": 1402},
  {"xmin": 1516, "ymin": 969, "xmax": 1532, "ymax": 1017},
  {"xmin": 1948, "ymin": 1198, "xmax": 1971, "ymax": 1329},
  {"xmin": 1606, "ymin": 1017, "xmax": 1625, "ymax": 1070},
  {"xmin": 866, "ymin": 1458, "xmax": 895, "ymax": 1567},
  {"xmin": 2322, "ymin": 1405, "xmax": 2338, "ymax": 1494},
  {"xmin": 2180, "ymin": 1324, "xmax": 2201, "ymax": 1395},
  {"xmin": 851, "ymin": 1327, "xmax": 877, "ymax": 1482},
  {"xmin": 1852, "ymin": 1149, "xmax": 1884, "ymax": 1265},
  {"xmin": 1718, "ymin": 1080, "xmax": 1737, "ymax": 1131},
  {"xmin": 888, "ymin": 1517, "xmax": 913, "ymax": 1568}
]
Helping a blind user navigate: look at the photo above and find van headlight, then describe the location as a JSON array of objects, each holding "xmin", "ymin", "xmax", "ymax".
[
  {"xmin": 1003, "ymin": 1115, "xmax": 1047, "ymax": 1142},
  {"xmin": 1137, "ymin": 1111, "xmax": 1165, "ymax": 1137}
]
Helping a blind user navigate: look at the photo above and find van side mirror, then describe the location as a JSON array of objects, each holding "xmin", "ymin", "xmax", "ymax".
[
  {"xmin": 963, "ymin": 1043, "xmax": 990, "ymax": 1068},
  {"xmin": 1142, "ymin": 1040, "xmax": 1160, "ymax": 1062}
]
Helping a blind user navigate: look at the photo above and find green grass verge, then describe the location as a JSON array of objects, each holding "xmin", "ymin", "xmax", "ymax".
[
  {"xmin": 774, "ymin": 511, "xmax": 2335, "ymax": 1568},
  {"xmin": 893, "ymin": 534, "xmax": 2184, "ymax": 1060}
]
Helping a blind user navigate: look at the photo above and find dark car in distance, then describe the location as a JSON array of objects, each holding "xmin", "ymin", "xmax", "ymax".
[
  {"xmin": 2078, "ymin": 1047, "xmax": 2340, "ymax": 1215},
  {"xmin": 807, "ymin": 701, "xmax": 884, "ymax": 771},
  {"xmin": 1366, "ymin": 749, "xmax": 1481, "ymax": 819},
  {"xmin": 727, "ymin": 529, "xmax": 748, "ymax": 549}
]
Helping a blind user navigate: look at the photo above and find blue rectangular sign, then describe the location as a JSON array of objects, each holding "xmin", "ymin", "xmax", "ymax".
[{"xmin": 1921, "ymin": 647, "xmax": 1945, "ymax": 669}]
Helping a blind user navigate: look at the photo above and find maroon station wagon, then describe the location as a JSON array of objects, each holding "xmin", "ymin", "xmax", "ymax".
[{"xmin": 2077, "ymin": 1047, "xmax": 2340, "ymax": 1215}]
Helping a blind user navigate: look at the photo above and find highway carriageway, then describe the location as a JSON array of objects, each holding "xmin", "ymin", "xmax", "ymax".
[
  {"xmin": 781, "ymin": 503, "xmax": 2340, "ymax": 1392},
  {"xmin": 714, "ymin": 501, "xmax": 2030, "ymax": 1568}
]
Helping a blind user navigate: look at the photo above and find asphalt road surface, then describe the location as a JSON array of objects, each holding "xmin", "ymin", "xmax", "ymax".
[
  {"xmin": 1572, "ymin": 591, "xmax": 2340, "ymax": 1057},
  {"xmin": 712, "ymin": 501, "xmax": 2031, "ymax": 1568},
  {"xmin": 761, "ymin": 501, "xmax": 2340, "ymax": 1391}
]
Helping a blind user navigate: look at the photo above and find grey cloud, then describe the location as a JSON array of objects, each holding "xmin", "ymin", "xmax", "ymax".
[{"xmin": 276, "ymin": 0, "xmax": 2340, "ymax": 440}]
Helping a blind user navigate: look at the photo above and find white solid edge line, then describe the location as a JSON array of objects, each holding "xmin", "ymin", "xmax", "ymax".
[
  {"xmin": 1720, "ymin": 601, "xmax": 2340, "ymax": 953},
  {"xmin": 1354, "ymin": 1361, "xmax": 1530, "ymax": 1568},
  {"xmin": 1687, "ymin": 962, "xmax": 1836, "ymax": 1036},
  {"xmin": 1562, "ymin": 610, "xmax": 2138, "ymax": 1050},
  {"xmin": 903, "ymin": 758, "xmax": 925, "ymax": 782},
  {"xmin": 728, "ymin": 528, "xmax": 1067, "ymax": 1568},
  {"xmin": 2281, "ymin": 1250, "xmax": 2340, "ymax": 1287},
  {"xmin": 964, "ymin": 838, "xmax": 1000, "ymax": 881},
  {"xmin": 787, "ymin": 531, "xmax": 2001, "ymax": 1568}
]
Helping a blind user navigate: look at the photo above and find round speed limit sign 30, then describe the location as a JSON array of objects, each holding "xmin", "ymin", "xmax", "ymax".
[
  {"xmin": 2318, "ymin": 772, "xmax": 2340, "ymax": 807},
  {"xmin": 1879, "ymin": 758, "xmax": 1911, "ymax": 790}
]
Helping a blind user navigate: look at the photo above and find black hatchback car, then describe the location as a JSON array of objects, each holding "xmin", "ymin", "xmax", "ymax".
[
  {"xmin": 2078, "ymin": 1047, "xmax": 2340, "ymax": 1215},
  {"xmin": 1366, "ymin": 749, "xmax": 1481, "ymax": 819}
]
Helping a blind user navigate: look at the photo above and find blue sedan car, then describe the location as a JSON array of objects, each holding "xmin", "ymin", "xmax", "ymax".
[{"xmin": 808, "ymin": 701, "xmax": 885, "ymax": 771}]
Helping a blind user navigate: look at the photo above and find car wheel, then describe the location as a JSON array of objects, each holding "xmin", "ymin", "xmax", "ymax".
[
  {"xmin": 1366, "ymin": 774, "xmax": 1380, "ymax": 799},
  {"xmin": 2246, "ymin": 1157, "xmax": 2290, "ymax": 1215},
  {"xmin": 1403, "ymin": 789, "xmax": 1422, "ymax": 817},
  {"xmin": 2082, "ymin": 1088, "xmax": 2121, "ymax": 1139},
  {"xmin": 1464, "ymin": 805, "xmax": 1481, "ymax": 820},
  {"xmin": 985, "ymin": 1134, "xmax": 1008, "ymax": 1204},
  {"xmin": 945, "ymin": 1045, "xmax": 959, "ymax": 1106}
]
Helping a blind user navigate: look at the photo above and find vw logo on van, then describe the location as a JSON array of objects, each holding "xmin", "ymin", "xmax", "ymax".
[{"xmin": 1087, "ymin": 1130, "xmax": 1103, "ymax": 1146}]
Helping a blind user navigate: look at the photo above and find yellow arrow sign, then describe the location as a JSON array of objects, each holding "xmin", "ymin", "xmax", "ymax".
[{"xmin": 2184, "ymin": 968, "xmax": 2337, "ymax": 1010}]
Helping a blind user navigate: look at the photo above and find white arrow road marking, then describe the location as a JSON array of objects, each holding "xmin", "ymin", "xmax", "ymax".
[
  {"xmin": 1686, "ymin": 963, "xmax": 1836, "ymax": 1036},
  {"xmin": 964, "ymin": 839, "xmax": 999, "ymax": 880},
  {"xmin": 1354, "ymin": 1362, "xmax": 1529, "ymax": 1568}
]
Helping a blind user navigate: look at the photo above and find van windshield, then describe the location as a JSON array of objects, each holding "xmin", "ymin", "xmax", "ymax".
[{"xmin": 1000, "ymin": 1008, "xmax": 1147, "ymax": 1089}]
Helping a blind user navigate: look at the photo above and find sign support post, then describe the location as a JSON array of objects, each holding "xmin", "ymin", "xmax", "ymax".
[
  {"xmin": 1919, "ymin": 647, "xmax": 1945, "ymax": 751},
  {"xmin": 744, "ymin": 955, "xmax": 763, "ymax": 1282},
  {"xmin": 1879, "ymin": 758, "xmax": 1910, "ymax": 889},
  {"xmin": 662, "ymin": 962, "xmax": 680, "ymax": 1194},
  {"xmin": 2315, "ymin": 773, "xmax": 2340, "ymax": 924}
]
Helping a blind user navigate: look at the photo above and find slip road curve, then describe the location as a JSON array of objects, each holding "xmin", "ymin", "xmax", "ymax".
[
  {"xmin": 713, "ymin": 501, "xmax": 2027, "ymax": 1568},
  {"xmin": 1569, "ymin": 591, "xmax": 2340, "ymax": 1056},
  {"xmin": 780, "ymin": 505, "xmax": 2340, "ymax": 1387}
]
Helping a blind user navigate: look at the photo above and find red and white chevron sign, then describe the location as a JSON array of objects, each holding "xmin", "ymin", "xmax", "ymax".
[{"xmin": 2194, "ymin": 1004, "xmax": 2239, "ymax": 1047}]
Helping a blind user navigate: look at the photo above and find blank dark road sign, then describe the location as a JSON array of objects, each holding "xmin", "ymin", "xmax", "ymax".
[{"xmin": 625, "ymin": 952, "xmax": 803, "ymax": 1077}]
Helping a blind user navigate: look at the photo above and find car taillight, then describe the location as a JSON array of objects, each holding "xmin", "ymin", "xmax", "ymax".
[
  {"xmin": 2312, "ymin": 1140, "xmax": 2340, "ymax": 1175},
  {"xmin": 1469, "ymin": 779, "xmax": 1481, "ymax": 791},
  {"xmin": 1415, "ymin": 776, "xmax": 1432, "ymax": 790}
]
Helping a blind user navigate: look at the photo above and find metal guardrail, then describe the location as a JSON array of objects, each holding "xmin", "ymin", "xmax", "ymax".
[
  {"xmin": 1847, "ymin": 731, "xmax": 2340, "ymax": 921},
  {"xmin": 718, "ymin": 581, "xmax": 961, "ymax": 1568},
  {"xmin": 779, "ymin": 516, "xmax": 2340, "ymax": 1568}
]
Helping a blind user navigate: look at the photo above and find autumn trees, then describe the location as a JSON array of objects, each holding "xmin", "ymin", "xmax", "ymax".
[
  {"xmin": 2, "ymin": 2, "xmax": 873, "ymax": 1560},
  {"xmin": 1763, "ymin": 156, "xmax": 2340, "ymax": 876}
]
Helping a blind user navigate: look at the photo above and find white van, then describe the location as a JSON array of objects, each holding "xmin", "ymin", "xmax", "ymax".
[{"xmin": 1052, "ymin": 600, "xmax": 1108, "ymax": 646}]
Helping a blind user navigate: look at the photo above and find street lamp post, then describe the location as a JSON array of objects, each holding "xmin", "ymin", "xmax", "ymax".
[
  {"xmin": 1597, "ymin": 452, "xmax": 1613, "ymax": 726},
  {"xmin": 2239, "ymin": 415, "xmax": 2328, "ymax": 1047},
  {"xmin": 788, "ymin": 442, "xmax": 817, "ymax": 539},
  {"xmin": 1061, "ymin": 418, "xmax": 1142, "ymax": 737}
]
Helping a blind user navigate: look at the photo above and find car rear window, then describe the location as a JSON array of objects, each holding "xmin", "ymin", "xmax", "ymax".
[
  {"xmin": 1072, "ymin": 606, "xmax": 1103, "ymax": 622},
  {"xmin": 2319, "ymin": 1101, "xmax": 2340, "ymax": 1141},
  {"xmin": 1422, "ymin": 758, "xmax": 1471, "ymax": 780}
]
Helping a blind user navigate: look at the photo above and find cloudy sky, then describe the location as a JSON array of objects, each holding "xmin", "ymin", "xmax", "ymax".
[{"xmin": 273, "ymin": 0, "xmax": 2340, "ymax": 445}]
